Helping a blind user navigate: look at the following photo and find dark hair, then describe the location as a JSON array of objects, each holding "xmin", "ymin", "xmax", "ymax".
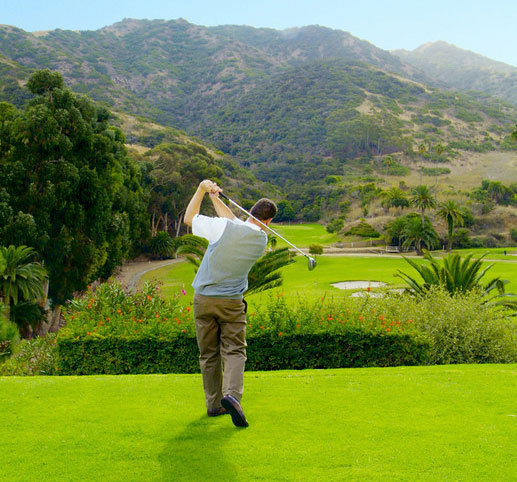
[{"xmin": 250, "ymin": 198, "xmax": 277, "ymax": 221}]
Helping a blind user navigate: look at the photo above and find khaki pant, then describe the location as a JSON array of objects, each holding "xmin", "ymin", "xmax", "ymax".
[{"xmin": 193, "ymin": 294, "xmax": 247, "ymax": 410}]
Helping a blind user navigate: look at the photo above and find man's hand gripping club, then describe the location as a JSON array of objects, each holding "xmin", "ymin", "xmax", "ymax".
[{"xmin": 184, "ymin": 180, "xmax": 235, "ymax": 227}]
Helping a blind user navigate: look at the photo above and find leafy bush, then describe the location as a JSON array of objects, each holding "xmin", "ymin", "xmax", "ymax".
[
  {"xmin": 0, "ymin": 305, "xmax": 19, "ymax": 359},
  {"xmin": 326, "ymin": 218, "xmax": 344, "ymax": 234},
  {"xmin": 309, "ymin": 244, "xmax": 324, "ymax": 255},
  {"xmin": 345, "ymin": 222, "xmax": 380, "ymax": 238},
  {"xmin": 510, "ymin": 228, "xmax": 517, "ymax": 243},
  {"xmin": 246, "ymin": 291, "xmax": 515, "ymax": 364},
  {"xmin": 148, "ymin": 231, "xmax": 177, "ymax": 259},
  {"xmin": 400, "ymin": 288, "xmax": 516, "ymax": 364},
  {"xmin": 0, "ymin": 333, "xmax": 57, "ymax": 375}
]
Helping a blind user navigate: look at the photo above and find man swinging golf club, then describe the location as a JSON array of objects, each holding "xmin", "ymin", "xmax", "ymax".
[{"xmin": 184, "ymin": 179, "xmax": 277, "ymax": 428}]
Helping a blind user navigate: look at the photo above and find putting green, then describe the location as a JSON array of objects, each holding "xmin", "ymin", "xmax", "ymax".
[{"xmin": 1, "ymin": 365, "xmax": 515, "ymax": 480}]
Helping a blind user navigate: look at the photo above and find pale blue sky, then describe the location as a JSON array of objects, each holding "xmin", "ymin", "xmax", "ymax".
[{"xmin": 1, "ymin": 0, "xmax": 516, "ymax": 66}]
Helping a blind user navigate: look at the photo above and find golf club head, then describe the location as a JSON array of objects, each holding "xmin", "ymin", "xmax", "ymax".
[{"xmin": 307, "ymin": 256, "xmax": 316, "ymax": 271}]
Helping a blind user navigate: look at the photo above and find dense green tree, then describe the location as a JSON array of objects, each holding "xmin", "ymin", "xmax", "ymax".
[
  {"xmin": 436, "ymin": 200, "xmax": 464, "ymax": 251},
  {"xmin": 275, "ymin": 200, "xmax": 296, "ymax": 222},
  {"xmin": 410, "ymin": 185, "xmax": 437, "ymax": 226},
  {"xmin": 0, "ymin": 70, "xmax": 149, "ymax": 304},
  {"xmin": 146, "ymin": 143, "xmax": 224, "ymax": 236}
]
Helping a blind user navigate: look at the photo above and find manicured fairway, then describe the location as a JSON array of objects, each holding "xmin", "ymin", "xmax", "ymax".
[
  {"xmin": 1, "ymin": 365, "xmax": 516, "ymax": 481},
  {"xmin": 141, "ymin": 255, "xmax": 517, "ymax": 309},
  {"xmin": 270, "ymin": 223, "xmax": 340, "ymax": 248}
]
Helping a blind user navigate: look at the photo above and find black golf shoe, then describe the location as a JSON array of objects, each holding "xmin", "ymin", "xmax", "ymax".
[
  {"xmin": 221, "ymin": 395, "xmax": 249, "ymax": 428},
  {"xmin": 207, "ymin": 407, "xmax": 229, "ymax": 417}
]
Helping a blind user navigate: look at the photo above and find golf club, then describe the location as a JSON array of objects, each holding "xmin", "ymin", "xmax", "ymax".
[{"xmin": 218, "ymin": 192, "xmax": 316, "ymax": 271}]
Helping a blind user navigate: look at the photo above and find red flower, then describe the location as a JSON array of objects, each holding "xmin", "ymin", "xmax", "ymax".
[{"xmin": 278, "ymin": 332, "xmax": 283, "ymax": 336}]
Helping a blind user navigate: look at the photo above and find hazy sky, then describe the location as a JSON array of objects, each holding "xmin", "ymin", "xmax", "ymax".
[{"xmin": 1, "ymin": 0, "xmax": 516, "ymax": 66}]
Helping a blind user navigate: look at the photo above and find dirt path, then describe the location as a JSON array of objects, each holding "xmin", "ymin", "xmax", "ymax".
[{"xmin": 115, "ymin": 258, "xmax": 183, "ymax": 292}]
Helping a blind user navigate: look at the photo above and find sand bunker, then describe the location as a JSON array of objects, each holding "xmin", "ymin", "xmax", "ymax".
[
  {"xmin": 330, "ymin": 281, "xmax": 387, "ymax": 290},
  {"xmin": 330, "ymin": 280, "xmax": 404, "ymax": 298}
]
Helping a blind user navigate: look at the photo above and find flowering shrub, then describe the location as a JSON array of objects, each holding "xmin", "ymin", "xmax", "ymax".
[
  {"xmin": 247, "ymin": 291, "xmax": 419, "ymax": 338},
  {"xmin": 59, "ymin": 280, "xmax": 195, "ymax": 339},
  {"xmin": 248, "ymin": 288, "xmax": 517, "ymax": 364}
]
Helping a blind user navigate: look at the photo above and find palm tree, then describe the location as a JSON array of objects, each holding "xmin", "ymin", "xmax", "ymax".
[
  {"xmin": 382, "ymin": 187, "xmax": 409, "ymax": 213},
  {"xmin": 400, "ymin": 216, "xmax": 439, "ymax": 255},
  {"xmin": 0, "ymin": 245, "xmax": 48, "ymax": 321},
  {"xmin": 410, "ymin": 185, "xmax": 437, "ymax": 227},
  {"xmin": 436, "ymin": 200, "xmax": 464, "ymax": 252},
  {"xmin": 384, "ymin": 216, "xmax": 408, "ymax": 250},
  {"xmin": 396, "ymin": 251, "xmax": 510, "ymax": 302}
]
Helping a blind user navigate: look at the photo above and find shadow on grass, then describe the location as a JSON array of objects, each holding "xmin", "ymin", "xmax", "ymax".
[{"xmin": 159, "ymin": 415, "xmax": 240, "ymax": 481}]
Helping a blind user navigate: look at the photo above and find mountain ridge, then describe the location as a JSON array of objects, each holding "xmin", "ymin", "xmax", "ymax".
[{"xmin": 392, "ymin": 41, "xmax": 517, "ymax": 106}]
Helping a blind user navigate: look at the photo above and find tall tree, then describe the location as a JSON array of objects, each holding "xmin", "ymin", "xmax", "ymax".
[
  {"xmin": 436, "ymin": 200, "xmax": 464, "ymax": 251},
  {"xmin": 0, "ymin": 70, "xmax": 149, "ymax": 304},
  {"xmin": 410, "ymin": 185, "xmax": 437, "ymax": 227}
]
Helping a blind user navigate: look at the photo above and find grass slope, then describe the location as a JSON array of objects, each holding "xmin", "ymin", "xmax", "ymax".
[{"xmin": 0, "ymin": 365, "xmax": 515, "ymax": 481}]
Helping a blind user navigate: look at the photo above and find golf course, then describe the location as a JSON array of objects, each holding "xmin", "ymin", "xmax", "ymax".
[
  {"xmin": 139, "ymin": 224, "xmax": 517, "ymax": 310},
  {"xmin": 2, "ymin": 365, "xmax": 516, "ymax": 481}
]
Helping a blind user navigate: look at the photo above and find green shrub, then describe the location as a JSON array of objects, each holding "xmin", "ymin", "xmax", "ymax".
[
  {"xmin": 405, "ymin": 288, "xmax": 516, "ymax": 364},
  {"xmin": 0, "ymin": 305, "xmax": 19, "ymax": 360},
  {"xmin": 326, "ymin": 218, "xmax": 344, "ymax": 234},
  {"xmin": 52, "ymin": 284, "xmax": 517, "ymax": 374},
  {"xmin": 0, "ymin": 333, "xmax": 57, "ymax": 375},
  {"xmin": 510, "ymin": 228, "xmax": 517, "ymax": 243},
  {"xmin": 148, "ymin": 231, "xmax": 177, "ymax": 259},
  {"xmin": 308, "ymin": 244, "xmax": 324, "ymax": 255},
  {"xmin": 345, "ymin": 222, "xmax": 380, "ymax": 238}
]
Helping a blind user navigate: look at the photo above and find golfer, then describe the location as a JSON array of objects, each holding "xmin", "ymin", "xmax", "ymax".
[{"xmin": 184, "ymin": 180, "xmax": 277, "ymax": 427}]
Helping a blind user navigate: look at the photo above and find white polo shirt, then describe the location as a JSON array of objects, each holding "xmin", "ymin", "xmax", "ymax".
[{"xmin": 192, "ymin": 214, "xmax": 262, "ymax": 244}]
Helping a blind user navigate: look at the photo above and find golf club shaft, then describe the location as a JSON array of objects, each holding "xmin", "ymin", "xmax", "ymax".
[{"xmin": 218, "ymin": 192, "xmax": 309, "ymax": 259}]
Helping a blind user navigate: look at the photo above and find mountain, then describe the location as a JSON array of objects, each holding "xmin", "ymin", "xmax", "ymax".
[
  {"xmin": 392, "ymin": 41, "xmax": 517, "ymax": 106},
  {"xmin": 0, "ymin": 20, "xmax": 515, "ymax": 191}
]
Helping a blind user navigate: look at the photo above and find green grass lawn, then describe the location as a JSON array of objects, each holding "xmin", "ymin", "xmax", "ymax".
[
  {"xmin": 141, "ymin": 255, "xmax": 517, "ymax": 310},
  {"xmin": 1, "ymin": 365, "xmax": 515, "ymax": 481},
  {"xmin": 449, "ymin": 246, "xmax": 517, "ymax": 260},
  {"xmin": 270, "ymin": 222, "xmax": 340, "ymax": 248}
]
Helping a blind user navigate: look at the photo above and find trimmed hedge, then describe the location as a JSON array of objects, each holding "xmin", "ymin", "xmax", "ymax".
[{"xmin": 55, "ymin": 330, "xmax": 430, "ymax": 375}]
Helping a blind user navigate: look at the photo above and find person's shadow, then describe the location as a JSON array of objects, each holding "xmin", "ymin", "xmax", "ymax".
[{"xmin": 158, "ymin": 415, "xmax": 240, "ymax": 481}]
